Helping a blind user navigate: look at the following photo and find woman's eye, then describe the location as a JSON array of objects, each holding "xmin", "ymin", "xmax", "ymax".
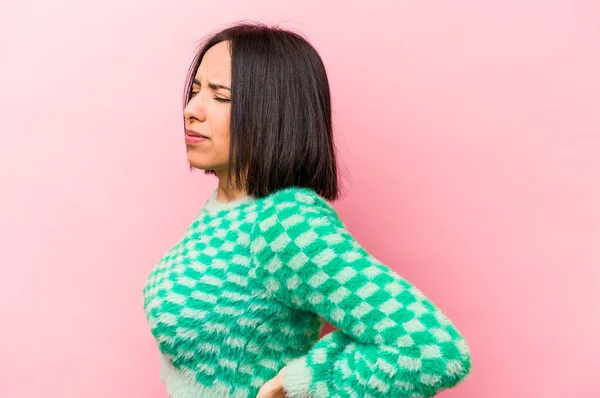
[
  {"xmin": 214, "ymin": 97, "xmax": 230, "ymax": 103},
  {"xmin": 190, "ymin": 91, "xmax": 199, "ymax": 97}
]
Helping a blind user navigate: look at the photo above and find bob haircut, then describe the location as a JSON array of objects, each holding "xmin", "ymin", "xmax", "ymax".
[{"xmin": 183, "ymin": 21, "xmax": 341, "ymax": 201}]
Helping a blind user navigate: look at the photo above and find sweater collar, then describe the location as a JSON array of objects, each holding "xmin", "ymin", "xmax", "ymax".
[{"xmin": 203, "ymin": 188, "xmax": 257, "ymax": 212}]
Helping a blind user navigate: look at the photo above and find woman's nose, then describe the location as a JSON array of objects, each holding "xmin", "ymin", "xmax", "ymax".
[{"xmin": 183, "ymin": 95, "xmax": 206, "ymax": 123}]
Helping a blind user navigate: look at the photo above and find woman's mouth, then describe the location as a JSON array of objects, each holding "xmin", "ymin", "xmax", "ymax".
[{"xmin": 185, "ymin": 130, "xmax": 209, "ymax": 145}]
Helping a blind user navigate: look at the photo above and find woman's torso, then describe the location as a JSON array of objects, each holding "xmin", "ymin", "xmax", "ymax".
[{"xmin": 142, "ymin": 196, "xmax": 324, "ymax": 397}]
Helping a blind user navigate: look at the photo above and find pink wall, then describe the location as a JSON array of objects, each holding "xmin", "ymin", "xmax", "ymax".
[{"xmin": 2, "ymin": 0, "xmax": 599, "ymax": 397}]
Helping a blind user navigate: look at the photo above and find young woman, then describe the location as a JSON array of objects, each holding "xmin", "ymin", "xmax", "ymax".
[{"xmin": 143, "ymin": 22, "xmax": 471, "ymax": 398}]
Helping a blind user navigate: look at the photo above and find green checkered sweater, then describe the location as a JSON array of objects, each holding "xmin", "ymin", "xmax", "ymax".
[{"xmin": 143, "ymin": 186, "xmax": 471, "ymax": 398}]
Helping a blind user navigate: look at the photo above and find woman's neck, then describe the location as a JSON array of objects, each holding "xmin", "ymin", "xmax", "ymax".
[{"xmin": 215, "ymin": 178, "xmax": 248, "ymax": 204}]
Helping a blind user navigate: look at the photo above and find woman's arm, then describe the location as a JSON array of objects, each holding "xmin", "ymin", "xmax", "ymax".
[{"xmin": 250, "ymin": 188, "xmax": 472, "ymax": 398}]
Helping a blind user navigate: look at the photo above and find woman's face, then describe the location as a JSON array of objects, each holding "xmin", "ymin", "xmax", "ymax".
[{"xmin": 183, "ymin": 41, "xmax": 232, "ymax": 173}]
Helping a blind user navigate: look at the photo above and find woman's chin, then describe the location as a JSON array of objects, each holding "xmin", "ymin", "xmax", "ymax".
[
  {"xmin": 188, "ymin": 162, "xmax": 211, "ymax": 171},
  {"xmin": 186, "ymin": 153, "xmax": 208, "ymax": 170},
  {"xmin": 187, "ymin": 159, "xmax": 222, "ymax": 174}
]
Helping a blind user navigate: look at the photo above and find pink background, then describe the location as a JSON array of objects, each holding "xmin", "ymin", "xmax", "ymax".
[{"xmin": 2, "ymin": 0, "xmax": 599, "ymax": 397}]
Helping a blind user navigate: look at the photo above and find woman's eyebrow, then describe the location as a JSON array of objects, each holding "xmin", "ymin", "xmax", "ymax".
[{"xmin": 193, "ymin": 79, "xmax": 231, "ymax": 91}]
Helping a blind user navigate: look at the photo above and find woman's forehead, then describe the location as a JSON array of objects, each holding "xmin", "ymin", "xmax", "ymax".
[{"xmin": 195, "ymin": 41, "xmax": 231, "ymax": 82}]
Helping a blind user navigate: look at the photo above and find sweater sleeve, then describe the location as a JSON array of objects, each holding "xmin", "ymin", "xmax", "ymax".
[{"xmin": 250, "ymin": 188, "xmax": 472, "ymax": 398}]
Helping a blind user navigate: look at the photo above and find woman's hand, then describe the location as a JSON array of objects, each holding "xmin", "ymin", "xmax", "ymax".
[{"xmin": 256, "ymin": 366, "xmax": 287, "ymax": 398}]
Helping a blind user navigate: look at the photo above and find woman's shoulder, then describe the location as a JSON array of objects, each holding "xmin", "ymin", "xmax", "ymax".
[
  {"xmin": 260, "ymin": 186, "xmax": 333, "ymax": 212},
  {"xmin": 255, "ymin": 186, "xmax": 342, "ymax": 230}
]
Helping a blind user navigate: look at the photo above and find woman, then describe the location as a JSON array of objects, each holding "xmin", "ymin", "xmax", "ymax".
[{"xmin": 143, "ymin": 22, "xmax": 471, "ymax": 398}]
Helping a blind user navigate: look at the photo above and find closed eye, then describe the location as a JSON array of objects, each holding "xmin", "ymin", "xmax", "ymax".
[{"xmin": 189, "ymin": 91, "xmax": 230, "ymax": 103}]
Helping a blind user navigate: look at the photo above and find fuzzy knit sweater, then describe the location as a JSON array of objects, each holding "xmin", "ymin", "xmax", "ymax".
[{"xmin": 142, "ymin": 186, "xmax": 471, "ymax": 398}]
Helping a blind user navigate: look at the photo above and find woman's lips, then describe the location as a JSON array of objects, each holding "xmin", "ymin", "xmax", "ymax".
[{"xmin": 185, "ymin": 130, "xmax": 209, "ymax": 144}]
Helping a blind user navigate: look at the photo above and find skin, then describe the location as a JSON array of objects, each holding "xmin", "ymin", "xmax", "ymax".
[
  {"xmin": 256, "ymin": 367, "xmax": 287, "ymax": 398},
  {"xmin": 183, "ymin": 40, "xmax": 247, "ymax": 204},
  {"xmin": 182, "ymin": 40, "xmax": 289, "ymax": 397}
]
